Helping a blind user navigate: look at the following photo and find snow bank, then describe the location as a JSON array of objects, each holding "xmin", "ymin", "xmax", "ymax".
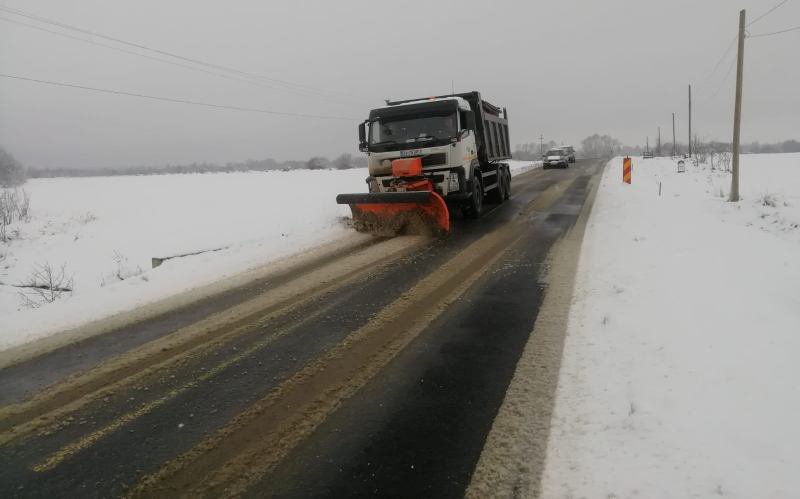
[
  {"xmin": 0, "ymin": 169, "xmax": 367, "ymax": 351},
  {"xmin": 508, "ymin": 159, "xmax": 542, "ymax": 176},
  {"xmin": 542, "ymin": 153, "xmax": 800, "ymax": 497}
]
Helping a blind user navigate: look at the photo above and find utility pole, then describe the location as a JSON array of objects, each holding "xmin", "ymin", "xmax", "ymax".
[
  {"xmin": 672, "ymin": 113, "xmax": 676, "ymax": 156},
  {"xmin": 539, "ymin": 134, "xmax": 544, "ymax": 156},
  {"xmin": 657, "ymin": 127, "xmax": 661, "ymax": 156},
  {"xmin": 688, "ymin": 84, "xmax": 692, "ymax": 158},
  {"xmin": 730, "ymin": 9, "xmax": 746, "ymax": 202}
]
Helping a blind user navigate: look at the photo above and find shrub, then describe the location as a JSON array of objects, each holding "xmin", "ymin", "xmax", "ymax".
[
  {"xmin": 0, "ymin": 188, "xmax": 32, "ymax": 242},
  {"xmin": 18, "ymin": 262, "xmax": 74, "ymax": 308}
]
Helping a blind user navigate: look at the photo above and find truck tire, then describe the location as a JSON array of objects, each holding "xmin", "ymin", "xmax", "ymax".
[
  {"xmin": 463, "ymin": 176, "xmax": 483, "ymax": 219},
  {"xmin": 503, "ymin": 167, "xmax": 511, "ymax": 200}
]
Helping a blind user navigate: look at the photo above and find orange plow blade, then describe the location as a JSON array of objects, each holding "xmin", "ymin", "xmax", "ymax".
[{"xmin": 336, "ymin": 191, "xmax": 450, "ymax": 236}]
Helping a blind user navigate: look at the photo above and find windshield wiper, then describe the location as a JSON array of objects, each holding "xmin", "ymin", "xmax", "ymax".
[{"xmin": 370, "ymin": 139, "xmax": 398, "ymax": 146}]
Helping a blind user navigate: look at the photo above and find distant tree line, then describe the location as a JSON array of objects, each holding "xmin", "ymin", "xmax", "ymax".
[
  {"xmin": 24, "ymin": 152, "xmax": 367, "ymax": 179},
  {"xmin": 513, "ymin": 140, "xmax": 559, "ymax": 160},
  {"xmin": 580, "ymin": 134, "xmax": 623, "ymax": 158},
  {"xmin": 514, "ymin": 135, "xmax": 625, "ymax": 159},
  {"xmin": 515, "ymin": 136, "xmax": 800, "ymax": 160},
  {"xmin": 741, "ymin": 140, "xmax": 800, "ymax": 154},
  {"xmin": 633, "ymin": 139, "xmax": 800, "ymax": 157},
  {"xmin": 8, "ymin": 136, "xmax": 800, "ymax": 180}
]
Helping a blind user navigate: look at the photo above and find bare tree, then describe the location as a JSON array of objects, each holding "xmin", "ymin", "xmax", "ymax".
[
  {"xmin": 306, "ymin": 156, "xmax": 329, "ymax": 170},
  {"xmin": 0, "ymin": 193, "xmax": 8, "ymax": 242},
  {"xmin": 580, "ymin": 134, "xmax": 622, "ymax": 158},
  {"xmin": 18, "ymin": 262, "xmax": 74, "ymax": 308},
  {"xmin": 514, "ymin": 141, "xmax": 557, "ymax": 160},
  {"xmin": 16, "ymin": 189, "xmax": 31, "ymax": 221},
  {"xmin": 719, "ymin": 151, "xmax": 732, "ymax": 172},
  {"xmin": 0, "ymin": 147, "xmax": 26, "ymax": 187},
  {"xmin": 334, "ymin": 153, "xmax": 353, "ymax": 170},
  {"xmin": 0, "ymin": 188, "xmax": 32, "ymax": 241}
]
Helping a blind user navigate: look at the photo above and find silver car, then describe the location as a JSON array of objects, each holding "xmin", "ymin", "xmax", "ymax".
[
  {"xmin": 559, "ymin": 145, "xmax": 576, "ymax": 163},
  {"xmin": 542, "ymin": 148, "xmax": 570, "ymax": 169}
]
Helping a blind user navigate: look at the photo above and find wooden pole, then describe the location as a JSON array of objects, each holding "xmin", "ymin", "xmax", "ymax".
[
  {"xmin": 730, "ymin": 9, "xmax": 745, "ymax": 202},
  {"xmin": 658, "ymin": 127, "xmax": 661, "ymax": 156},
  {"xmin": 688, "ymin": 84, "xmax": 692, "ymax": 158},
  {"xmin": 672, "ymin": 113, "xmax": 676, "ymax": 156}
]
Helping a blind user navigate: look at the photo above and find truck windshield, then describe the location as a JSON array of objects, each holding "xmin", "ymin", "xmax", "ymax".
[{"xmin": 369, "ymin": 114, "xmax": 457, "ymax": 150}]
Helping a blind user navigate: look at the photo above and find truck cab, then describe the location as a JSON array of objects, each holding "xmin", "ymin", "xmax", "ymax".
[{"xmin": 358, "ymin": 91, "xmax": 511, "ymax": 217}]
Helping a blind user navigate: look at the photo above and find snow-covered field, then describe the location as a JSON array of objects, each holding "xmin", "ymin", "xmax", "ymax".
[
  {"xmin": 542, "ymin": 153, "xmax": 800, "ymax": 497},
  {"xmin": 0, "ymin": 169, "xmax": 366, "ymax": 351},
  {"xmin": 0, "ymin": 160, "xmax": 539, "ymax": 352}
]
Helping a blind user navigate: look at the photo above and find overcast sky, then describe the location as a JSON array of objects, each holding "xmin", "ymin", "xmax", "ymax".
[{"xmin": 0, "ymin": 0, "xmax": 798, "ymax": 168}]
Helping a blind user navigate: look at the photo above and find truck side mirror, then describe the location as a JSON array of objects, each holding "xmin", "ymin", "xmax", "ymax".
[{"xmin": 358, "ymin": 122, "xmax": 367, "ymax": 151}]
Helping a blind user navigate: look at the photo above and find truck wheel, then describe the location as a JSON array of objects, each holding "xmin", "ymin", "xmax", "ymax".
[
  {"xmin": 463, "ymin": 177, "xmax": 483, "ymax": 219},
  {"xmin": 503, "ymin": 169, "xmax": 511, "ymax": 200}
]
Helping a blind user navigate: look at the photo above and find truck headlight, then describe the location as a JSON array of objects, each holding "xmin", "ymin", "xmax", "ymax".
[{"xmin": 448, "ymin": 172, "xmax": 460, "ymax": 191}]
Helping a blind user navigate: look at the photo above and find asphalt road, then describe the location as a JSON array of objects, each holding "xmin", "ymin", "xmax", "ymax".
[{"xmin": 0, "ymin": 158, "xmax": 603, "ymax": 498}]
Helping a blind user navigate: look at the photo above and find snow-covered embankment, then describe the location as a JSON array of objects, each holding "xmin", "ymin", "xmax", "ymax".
[{"xmin": 542, "ymin": 153, "xmax": 800, "ymax": 497}]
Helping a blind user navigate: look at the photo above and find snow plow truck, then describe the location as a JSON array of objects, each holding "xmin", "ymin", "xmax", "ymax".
[{"xmin": 336, "ymin": 91, "xmax": 512, "ymax": 235}]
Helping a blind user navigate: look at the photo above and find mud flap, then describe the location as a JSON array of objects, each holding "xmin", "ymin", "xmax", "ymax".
[{"xmin": 336, "ymin": 191, "xmax": 450, "ymax": 236}]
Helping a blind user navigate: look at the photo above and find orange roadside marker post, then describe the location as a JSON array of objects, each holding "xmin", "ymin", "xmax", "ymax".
[{"xmin": 623, "ymin": 156, "xmax": 632, "ymax": 184}]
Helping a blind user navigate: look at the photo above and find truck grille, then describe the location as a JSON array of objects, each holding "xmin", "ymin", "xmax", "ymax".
[{"xmin": 421, "ymin": 153, "xmax": 447, "ymax": 167}]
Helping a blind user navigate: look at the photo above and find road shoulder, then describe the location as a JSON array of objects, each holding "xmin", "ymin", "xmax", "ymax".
[{"xmin": 466, "ymin": 159, "xmax": 604, "ymax": 498}]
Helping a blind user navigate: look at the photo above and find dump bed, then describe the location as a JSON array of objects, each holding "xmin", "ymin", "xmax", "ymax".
[{"xmin": 465, "ymin": 92, "xmax": 512, "ymax": 164}]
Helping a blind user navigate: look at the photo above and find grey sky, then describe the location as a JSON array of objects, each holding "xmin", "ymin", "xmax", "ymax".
[{"xmin": 0, "ymin": 0, "xmax": 798, "ymax": 168}]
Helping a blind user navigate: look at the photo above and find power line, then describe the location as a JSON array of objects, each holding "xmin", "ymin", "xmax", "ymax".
[
  {"xmin": 746, "ymin": 0, "xmax": 790, "ymax": 26},
  {"xmin": 0, "ymin": 3, "xmax": 339, "ymax": 98},
  {"xmin": 0, "ymin": 3, "xmax": 370, "ymax": 104},
  {"xmin": 749, "ymin": 24, "xmax": 800, "ymax": 38},
  {"xmin": 0, "ymin": 73, "xmax": 359, "ymax": 121},
  {"xmin": 699, "ymin": 2, "xmax": 795, "ymax": 105},
  {"xmin": 705, "ymin": 56, "xmax": 737, "ymax": 103},
  {"xmin": 702, "ymin": 34, "xmax": 738, "ymax": 83},
  {"xmin": 0, "ymin": 15, "xmax": 357, "ymax": 104}
]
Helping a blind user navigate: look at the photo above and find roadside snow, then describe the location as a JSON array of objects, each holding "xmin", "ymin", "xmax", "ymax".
[
  {"xmin": 0, "ymin": 169, "xmax": 366, "ymax": 351},
  {"xmin": 508, "ymin": 159, "xmax": 542, "ymax": 176},
  {"xmin": 541, "ymin": 153, "xmax": 800, "ymax": 498}
]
